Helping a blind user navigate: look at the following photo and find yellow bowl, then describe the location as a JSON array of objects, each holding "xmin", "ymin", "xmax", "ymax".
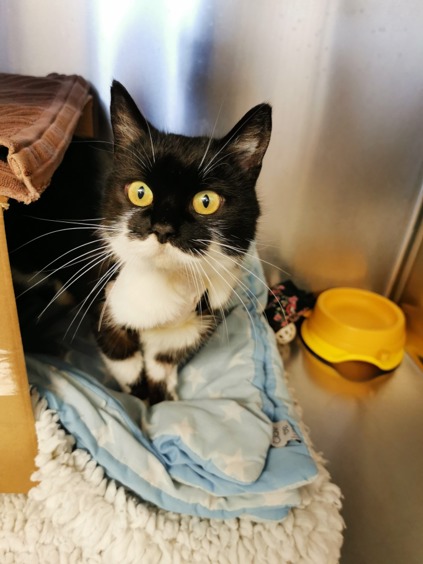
[{"xmin": 301, "ymin": 288, "xmax": 406, "ymax": 370}]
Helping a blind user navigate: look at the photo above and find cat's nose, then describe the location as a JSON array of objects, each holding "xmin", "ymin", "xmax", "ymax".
[{"xmin": 152, "ymin": 223, "xmax": 175, "ymax": 244}]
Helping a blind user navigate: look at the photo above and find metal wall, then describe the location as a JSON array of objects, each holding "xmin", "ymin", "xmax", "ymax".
[{"xmin": 1, "ymin": 0, "xmax": 423, "ymax": 296}]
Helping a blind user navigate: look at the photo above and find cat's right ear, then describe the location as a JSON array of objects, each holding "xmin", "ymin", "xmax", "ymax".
[
  {"xmin": 110, "ymin": 80, "xmax": 156, "ymax": 146},
  {"xmin": 220, "ymin": 103, "xmax": 272, "ymax": 175}
]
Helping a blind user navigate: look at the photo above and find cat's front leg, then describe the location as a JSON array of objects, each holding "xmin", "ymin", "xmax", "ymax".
[
  {"xmin": 141, "ymin": 353, "xmax": 179, "ymax": 405},
  {"xmin": 102, "ymin": 352, "xmax": 144, "ymax": 393},
  {"xmin": 95, "ymin": 317, "xmax": 143, "ymax": 392}
]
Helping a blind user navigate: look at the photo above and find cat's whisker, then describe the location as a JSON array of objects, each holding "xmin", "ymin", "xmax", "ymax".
[
  {"xmin": 204, "ymin": 251, "xmax": 263, "ymax": 313},
  {"xmin": 66, "ymin": 259, "xmax": 122, "ymax": 341},
  {"xmin": 254, "ymin": 238, "xmax": 286, "ymax": 251},
  {"xmin": 24, "ymin": 217, "xmax": 122, "ymax": 242},
  {"xmin": 254, "ymin": 239, "xmax": 292, "ymax": 275},
  {"xmin": 26, "ymin": 216, "xmax": 109, "ymax": 229},
  {"xmin": 192, "ymin": 259, "xmax": 229, "ymax": 342},
  {"xmin": 97, "ymin": 264, "xmax": 123, "ymax": 334},
  {"xmin": 11, "ymin": 226, "xmax": 114, "ymax": 254},
  {"xmin": 36, "ymin": 251, "xmax": 114, "ymax": 321},
  {"xmin": 71, "ymin": 139, "xmax": 114, "ymax": 149},
  {"xmin": 198, "ymin": 137, "xmax": 214, "ymax": 175},
  {"xmin": 187, "ymin": 259, "xmax": 204, "ymax": 306},
  {"xmin": 45, "ymin": 244, "xmax": 110, "ymax": 273},
  {"xmin": 134, "ymin": 142, "xmax": 154, "ymax": 171},
  {"xmin": 198, "ymin": 98, "xmax": 226, "ymax": 173},
  {"xmin": 187, "ymin": 256, "xmax": 218, "ymax": 329},
  {"xmin": 204, "ymin": 244, "xmax": 287, "ymax": 324},
  {"xmin": 17, "ymin": 245, "xmax": 109, "ymax": 298},
  {"xmin": 200, "ymin": 235, "xmax": 290, "ymax": 276},
  {"xmin": 25, "ymin": 217, "xmax": 115, "ymax": 231},
  {"xmin": 39, "ymin": 250, "xmax": 113, "ymax": 313},
  {"xmin": 106, "ymin": 138, "xmax": 152, "ymax": 172},
  {"xmin": 22, "ymin": 250, "xmax": 109, "ymax": 299},
  {"xmin": 201, "ymin": 149, "xmax": 241, "ymax": 177},
  {"xmin": 194, "ymin": 259, "xmax": 231, "ymax": 343},
  {"xmin": 123, "ymin": 144, "xmax": 151, "ymax": 172},
  {"xmin": 184, "ymin": 260, "xmax": 208, "ymax": 326},
  {"xmin": 193, "ymin": 261, "xmax": 223, "ymax": 331},
  {"xmin": 97, "ymin": 299, "xmax": 108, "ymax": 334},
  {"xmin": 184, "ymin": 261, "xmax": 202, "ymax": 313},
  {"xmin": 27, "ymin": 241, "xmax": 109, "ymax": 283},
  {"xmin": 200, "ymin": 254, "xmax": 257, "ymax": 343},
  {"xmin": 144, "ymin": 119, "xmax": 156, "ymax": 164},
  {"xmin": 190, "ymin": 245, "xmax": 229, "ymax": 332},
  {"xmin": 202, "ymin": 249, "xmax": 255, "ymax": 303},
  {"xmin": 201, "ymin": 105, "xmax": 265, "ymax": 177}
]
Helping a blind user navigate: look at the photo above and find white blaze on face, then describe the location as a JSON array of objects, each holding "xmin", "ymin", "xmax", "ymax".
[{"xmin": 103, "ymin": 220, "xmax": 243, "ymax": 331}]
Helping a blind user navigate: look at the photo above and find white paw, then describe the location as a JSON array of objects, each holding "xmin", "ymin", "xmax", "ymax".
[{"xmin": 101, "ymin": 351, "xmax": 143, "ymax": 392}]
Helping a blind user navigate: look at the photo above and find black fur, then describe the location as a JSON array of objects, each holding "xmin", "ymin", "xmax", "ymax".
[
  {"xmin": 102, "ymin": 80, "xmax": 271, "ymax": 259},
  {"xmin": 95, "ymin": 81, "xmax": 272, "ymax": 404},
  {"xmin": 6, "ymin": 80, "xmax": 272, "ymax": 404}
]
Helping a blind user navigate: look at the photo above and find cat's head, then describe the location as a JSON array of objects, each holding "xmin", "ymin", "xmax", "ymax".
[{"xmin": 101, "ymin": 80, "xmax": 271, "ymax": 270}]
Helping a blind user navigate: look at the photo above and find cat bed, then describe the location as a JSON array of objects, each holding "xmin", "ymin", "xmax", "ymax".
[
  {"xmin": 1, "ymin": 252, "xmax": 344, "ymax": 560},
  {"xmin": 0, "ymin": 389, "xmax": 343, "ymax": 563},
  {"xmin": 25, "ymin": 254, "xmax": 318, "ymax": 521}
]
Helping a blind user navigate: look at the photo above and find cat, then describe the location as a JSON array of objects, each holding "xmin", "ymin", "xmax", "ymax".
[{"xmin": 93, "ymin": 80, "xmax": 272, "ymax": 404}]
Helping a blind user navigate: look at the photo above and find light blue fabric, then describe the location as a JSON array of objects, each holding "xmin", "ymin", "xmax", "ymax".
[{"xmin": 26, "ymin": 250, "xmax": 318, "ymax": 521}]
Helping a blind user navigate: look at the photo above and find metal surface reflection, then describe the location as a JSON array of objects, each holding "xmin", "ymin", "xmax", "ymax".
[
  {"xmin": 289, "ymin": 340, "xmax": 423, "ymax": 564},
  {"xmin": 1, "ymin": 3, "xmax": 423, "ymax": 561},
  {"xmin": 0, "ymin": 0, "xmax": 423, "ymax": 295}
]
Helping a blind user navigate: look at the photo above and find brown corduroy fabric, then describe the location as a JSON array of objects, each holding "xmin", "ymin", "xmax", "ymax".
[{"xmin": 0, "ymin": 73, "xmax": 91, "ymax": 204}]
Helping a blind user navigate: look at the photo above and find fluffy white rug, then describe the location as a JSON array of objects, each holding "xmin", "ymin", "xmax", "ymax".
[{"xmin": 0, "ymin": 391, "xmax": 343, "ymax": 563}]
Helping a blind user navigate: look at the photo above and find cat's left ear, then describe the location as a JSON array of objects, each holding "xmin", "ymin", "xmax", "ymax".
[
  {"xmin": 110, "ymin": 80, "xmax": 157, "ymax": 146},
  {"xmin": 222, "ymin": 103, "xmax": 272, "ymax": 172}
]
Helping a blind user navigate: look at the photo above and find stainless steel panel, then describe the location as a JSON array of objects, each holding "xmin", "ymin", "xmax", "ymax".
[
  {"xmin": 1, "ymin": 0, "xmax": 423, "ymax": 294},
  {"xmin": 398, "ymin": 199, "xmax": 423, "ymax": 367},
  {"xmin": 287, "ymin": 342, "xmax": 423, "ymax": 564},
  {"xmin": 397, "ymin": 189, "xmax": 423, "ymax": 307},
  {"xmin": 402, "ymin": 237, "xmax": 423, "ymax": 309},
  {"xmin": 2, "ymin": 3, "xmax": 423, "ymax": 560}
]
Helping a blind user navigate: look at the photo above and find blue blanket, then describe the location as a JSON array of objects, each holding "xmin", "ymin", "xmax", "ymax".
[{"xmin": 26, "ymin": 250, "xmax": 318, "ymax": 521}]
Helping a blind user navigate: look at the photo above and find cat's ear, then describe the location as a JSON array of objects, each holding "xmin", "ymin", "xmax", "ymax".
[
  {"xmin": 222, "ymin": 104, "xmax": 272, "ymax": 171},
  {"xmin": 110, "ymin": 80, "xmax": 157, "ymax": 146}
]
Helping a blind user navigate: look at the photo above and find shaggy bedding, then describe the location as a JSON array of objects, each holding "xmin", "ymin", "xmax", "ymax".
[
  {"xmin": 0, "ymin": 389, "xmax": 343, "ymax": 563},
  {"xmin": 0, "ymin": 253, "xmax": 344, "ymax": 562}
]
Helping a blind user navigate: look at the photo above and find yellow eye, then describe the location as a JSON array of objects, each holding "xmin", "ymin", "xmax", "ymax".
[
  {"xmin": 192, "ymin": 191, "xmax": 222, "ymax": 215},
  {"xmin": 127, "ymin": 181, "xmax": 153, "ymax": 207}
]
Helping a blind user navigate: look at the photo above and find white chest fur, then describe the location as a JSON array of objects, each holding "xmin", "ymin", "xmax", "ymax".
[
  {"xmin": 107, "ymin": 261, "xmax": 200, "ymax": 330},
  {"xmin": 105, "ymin": 229, "xmax": 244, "ymax": 331}
]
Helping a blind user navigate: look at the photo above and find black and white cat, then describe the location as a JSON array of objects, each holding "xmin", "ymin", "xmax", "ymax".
[{"xmin": 91, "ymin": 81, "xmax": 272, "ymax": 404}]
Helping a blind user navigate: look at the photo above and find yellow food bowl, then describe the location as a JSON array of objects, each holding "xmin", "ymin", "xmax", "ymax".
[{"xmin": 301, "ymin": 288, "xmax": 406, "ymax": 371}]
